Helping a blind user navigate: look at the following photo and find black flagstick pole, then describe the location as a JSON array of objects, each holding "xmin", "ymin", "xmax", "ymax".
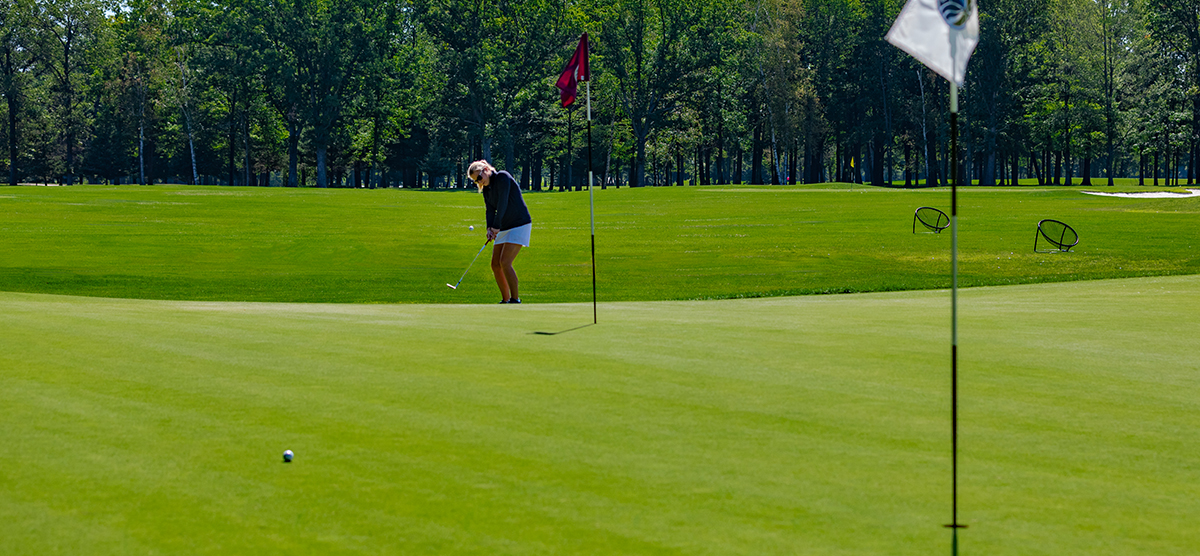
[
  {"xmin": 586, "ymin": 56, "xmax": 597, "ymax": 324},
  {"xmin": 567, "ymin": 107, "xmax": 573, "ymax": 192},
  {"xmin": 946, "ymin": 80, "xmax": 966, "ymax": 555}
]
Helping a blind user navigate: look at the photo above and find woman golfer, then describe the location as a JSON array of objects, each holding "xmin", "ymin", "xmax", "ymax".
[{"xmin": 469, "ymin": 160, "xmax": 532, "ymax": 304}]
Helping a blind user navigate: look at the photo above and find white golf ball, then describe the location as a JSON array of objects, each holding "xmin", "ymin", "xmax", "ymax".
[
  {"xmin": 283, "ymin": 450, "xmax": 294, "ymax": 462},
  {"xmin": 469, "ymin": 225, "xmax": 474, "ymax": 231}
]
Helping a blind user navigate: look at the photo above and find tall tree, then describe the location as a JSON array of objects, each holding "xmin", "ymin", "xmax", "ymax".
[
  {"xmin": 799, "ymin": 0, "xmax": 867, "ymax": 184},
  {"xmin": 32, "ymin": 0, "xmax": 106, "ymax": 184},
  {"xmin": 1096, "ymin": 0, "xmax": 1137, "ymax": 185},
  {"xmin": 594, "ymin": 0, "xmax": 730, "ymax": 187},
  {"xmin": 230, "ymin": 0, "xmax": 405, "ymax": 188},
  {"xmin": 968, "ymin": 0, "xmax": 1049, "ymax": 185},
  {"xmin": 1146, "ymin": 0, "xmax": 1200, "ymax": 183},
  {"xmin": 752, "ymin": 0, "xmax": 811, "ymax": 185},
  {"xmin": 114, "ymin": 0, "xmax": 171, "ymax": 184},
  {"xmin": 1, "ymin": 0, "xmax": 36, "ymax": 185},
  {"xmin": 415, "ymin": 0, "xmax": 572, "ymax": 181}
]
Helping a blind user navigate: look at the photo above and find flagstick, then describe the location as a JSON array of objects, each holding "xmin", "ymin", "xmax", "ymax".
[
  {"xmin": 946, "ymin": 80, "xmax": 966, "ymax": 556},
  {"xmin": 567, "ymin": 108, "xmax": 574, "ymax": 192},
  {"xmin": 587, "ymin": 80, "xmax": 597, "ymax": 324}
]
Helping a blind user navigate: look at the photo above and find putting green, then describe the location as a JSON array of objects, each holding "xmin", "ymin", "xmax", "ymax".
[{"xmin": 2, "ymin": 275, "xmax": 1197, "ymax": 554}]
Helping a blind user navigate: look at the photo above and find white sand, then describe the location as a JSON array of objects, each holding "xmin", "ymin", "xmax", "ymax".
[{"xmin": 1082, "ymin": 188, "xmax": 1200, "ymax": 198}]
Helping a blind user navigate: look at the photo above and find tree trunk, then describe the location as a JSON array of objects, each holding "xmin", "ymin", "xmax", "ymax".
[
  {"xmin": 789, "ymin": 143, "xmax": 798, "ymax": 185},
  {"xmin": 520, "ymin": 155, "xmax": 530, "ymax": 190},
  {"xmin": 244, "ymin": 112, "xmax": 252, "ymax": 187},
  {"xmin": 228, "ymin": 102, "xmax": 237, "ymax": 185},
  {"xmin": 1013, "ymin": 151, "xmax": 1021, "ymax": 185},
  {"xmin": 1172, "ymin": 149, "xmax": 1178, "ymax": 186},
  {"xmin": 139, "ymin": 90, "xmax": 147, "ymax": 185},
  {"xmin": 1192, "ymin": 93, "xmax": 1200, "ymax": 184},
  {"xmin": 1185, "ymin": 141, "xmax": 1195, "ymax": 184},
  {"xmin": 872, "ymin": 136, "xmax": 884, "ymax": 186},
  {"xmin": 63, "ymin": 42, "xmax": 75, "ymax": 185},
  {"xmin": 1043, "ymin": 146, "xmax": 1050, "ymax": 185},
  {"xmin": 751, "ymin": 122, "xmax": 763, "ymax": 185},
  {"xmin": 1062, "ymin": 82, "xmax": 1072, "ymax": 186},
  {"xmin": 770, "ymin": 145, "xmax": 780, "ymax": 185},
  {"xmin": 634, "ymin": 135, "xmax": 647, "ymax": 188},
  {"xmin": 628, "ymin": 153, "xmax": 638, "ymax": 188},
  {"xmin": 317, "ymin": 145, "xmax": 328, "ymax": 188},
  {"xmin": 769, "ymin": 125, "xmax": 781, "ymax": 185},
  {"xmin": 717, "ymin": 130, "xmax": 726, "ymax": 184},
  {"xmin": 925, "ymin": 128, "xmax": 939, "ymax": 187},
  {"xmin": 287, "ymin": 120, "xmax": 299, "ymax": 187},
  {"xmin": 539, "ymin": 153, "xmax": 547, "ymax": 190},
  {"xmin": 1000, "ymin": 151, "xmax": 1007, "ymax": 186},
  {"xmin": 984, "ymin": 150, "xmax": 996, "ymax": 186},
  {"xmin": 735, "ymin": 143, "xmax": 743, "ymax": 184},
  {"xmin": 1153, "ymin": 151, "xmax": 1159, "ymax": 186},
  {"xmin": 703, "ymin": 147, "xmax": 709, "ymax": 185},
  {"xmin": 8, "ymin": 88, "xmax": 18, "ymax": 186},
  {"xmin": 1031, "ymin": 152, "xmax": 1042, "ymax": 185},
  {"xmin": 835, "ymin": 142, "xmax": 843, "ymax": 183},
  {"xmin": 185, "ymin": 107, "xmax": 198, "ymax": 185},
  {"xmin": 904, "ymin": 142, "xmax": 912, "ymax": 186},
  {"xmin": 602, "ymin": 147, "xmax": 609, "ymax": 190},
  {"xmin": 805, "ymin": 135, "xmax": 818, "ymax": 184},
  {"xmin": 676, "ymin": 152, "xmax": 686, "ymax": 187}
]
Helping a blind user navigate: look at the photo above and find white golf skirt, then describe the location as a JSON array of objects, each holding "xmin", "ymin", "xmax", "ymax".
[{"xmin": 495, "ymin": 223, "xmax": 532, "ymax": 246}]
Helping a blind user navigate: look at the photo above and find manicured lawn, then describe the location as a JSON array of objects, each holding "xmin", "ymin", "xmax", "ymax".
[
  {"xmin": 2, "ymin": 183, "xmax": 1197, "ymax": 554},
  {"xmin": 1, "ymin": 275, "xmax": 1197, "ymax": 554},
  {"xmin": 1, "ymin": 183, "xmax": 1197, "ymax": 303}
]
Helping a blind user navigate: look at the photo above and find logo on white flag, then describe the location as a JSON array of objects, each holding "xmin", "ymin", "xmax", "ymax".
[
  {"xmin": 939, "ymin": 0, "xmax": 971, "ymax": 29},
  {"xmin": 886, "ymin": 0, "xmax": 979, "ymax": 85}
]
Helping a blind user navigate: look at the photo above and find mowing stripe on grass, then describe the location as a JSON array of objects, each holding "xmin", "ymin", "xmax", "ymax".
[
  {"xmin": 1, "ymin": 184, "xmax": 1197, "ymax": 303},
  {"xmin": 1, "ymin": 275, "xmax": 1197, "ymax": 554}
]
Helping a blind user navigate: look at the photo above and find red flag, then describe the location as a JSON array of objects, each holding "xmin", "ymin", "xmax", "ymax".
[{"xmin": 555, "ymin": 33, "xmax": 589, "ymax": 107}]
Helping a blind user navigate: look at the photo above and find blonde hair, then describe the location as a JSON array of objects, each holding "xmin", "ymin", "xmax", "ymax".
[{"xmin": 467, "ymin": 160, "xmax": 496, "ymax": 192}]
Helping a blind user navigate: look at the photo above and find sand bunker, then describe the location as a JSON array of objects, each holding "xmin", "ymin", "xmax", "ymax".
[{"xmin": 1083, "ymin": 188, "xmax": 1200, "ymax": 198}]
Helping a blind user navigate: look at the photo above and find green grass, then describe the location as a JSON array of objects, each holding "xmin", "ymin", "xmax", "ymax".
[
  {"xmin": 1, "ymin": 183, "xmax": 1197, "ymax": 303},
  {"xmin": 2, "ymin": 183, "xmax": 1198, "ymax": 553},
  {"xmin": 1, "ymin": 275, "xmax": 1197, "ymax": 554}
]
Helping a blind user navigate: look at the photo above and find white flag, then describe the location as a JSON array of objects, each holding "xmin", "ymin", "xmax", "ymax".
[{"xmin": 886, "ymin": 0, "xmax": 979, "ymax": 86}]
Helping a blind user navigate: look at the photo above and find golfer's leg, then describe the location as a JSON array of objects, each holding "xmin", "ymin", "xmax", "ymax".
[
  {"xmin": 491, "ymin": 244, "xmax": 511, "ymax": 300},
  {"xmin": 500, "ymin": 245, "xmax": 522, "ymax": 300}
]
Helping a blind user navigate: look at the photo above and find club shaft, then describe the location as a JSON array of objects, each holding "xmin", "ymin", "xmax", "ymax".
[{"xmin": 453, "ymin": 240, "xmax": 490, "ymax": 288}]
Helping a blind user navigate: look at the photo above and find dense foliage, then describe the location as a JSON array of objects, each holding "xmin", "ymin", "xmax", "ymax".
[{"xmin": 1, "ymin": 0, "xmax": 1195, "ymax": 188}]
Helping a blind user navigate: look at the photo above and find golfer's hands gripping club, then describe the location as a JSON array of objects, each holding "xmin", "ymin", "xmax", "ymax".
[{"xmin": 486, "ymin": 227, "xmax": 499, "ymax": 242}]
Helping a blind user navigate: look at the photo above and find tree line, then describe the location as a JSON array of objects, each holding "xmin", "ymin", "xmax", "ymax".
[{"xmin": 2, "ymin": 0, "xmax": 1197, "ymax": 189}]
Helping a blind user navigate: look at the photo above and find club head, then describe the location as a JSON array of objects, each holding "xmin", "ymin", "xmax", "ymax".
[{"xmin": 446, "ymin": 283, "xmax": 457, "ymax": 289}]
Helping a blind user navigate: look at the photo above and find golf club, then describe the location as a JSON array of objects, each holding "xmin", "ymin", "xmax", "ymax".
[{"xmin": 447, "ymin": 239, "xmax": 491, "ymax": 290}]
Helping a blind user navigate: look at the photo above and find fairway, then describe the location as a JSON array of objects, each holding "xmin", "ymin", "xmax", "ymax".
[
  {"xmin": 2, "ymin": 275, "xmax": 1198, "ymax": 554},
  {"xmin": 2, "ymin": 184, "xmax": 1198, "ymax": 303}
]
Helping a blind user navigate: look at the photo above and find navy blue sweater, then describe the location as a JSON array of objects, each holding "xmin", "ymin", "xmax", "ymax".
[{"xmin": 483, "ymin": 170, "xmax": 532, "ymax": 231}]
